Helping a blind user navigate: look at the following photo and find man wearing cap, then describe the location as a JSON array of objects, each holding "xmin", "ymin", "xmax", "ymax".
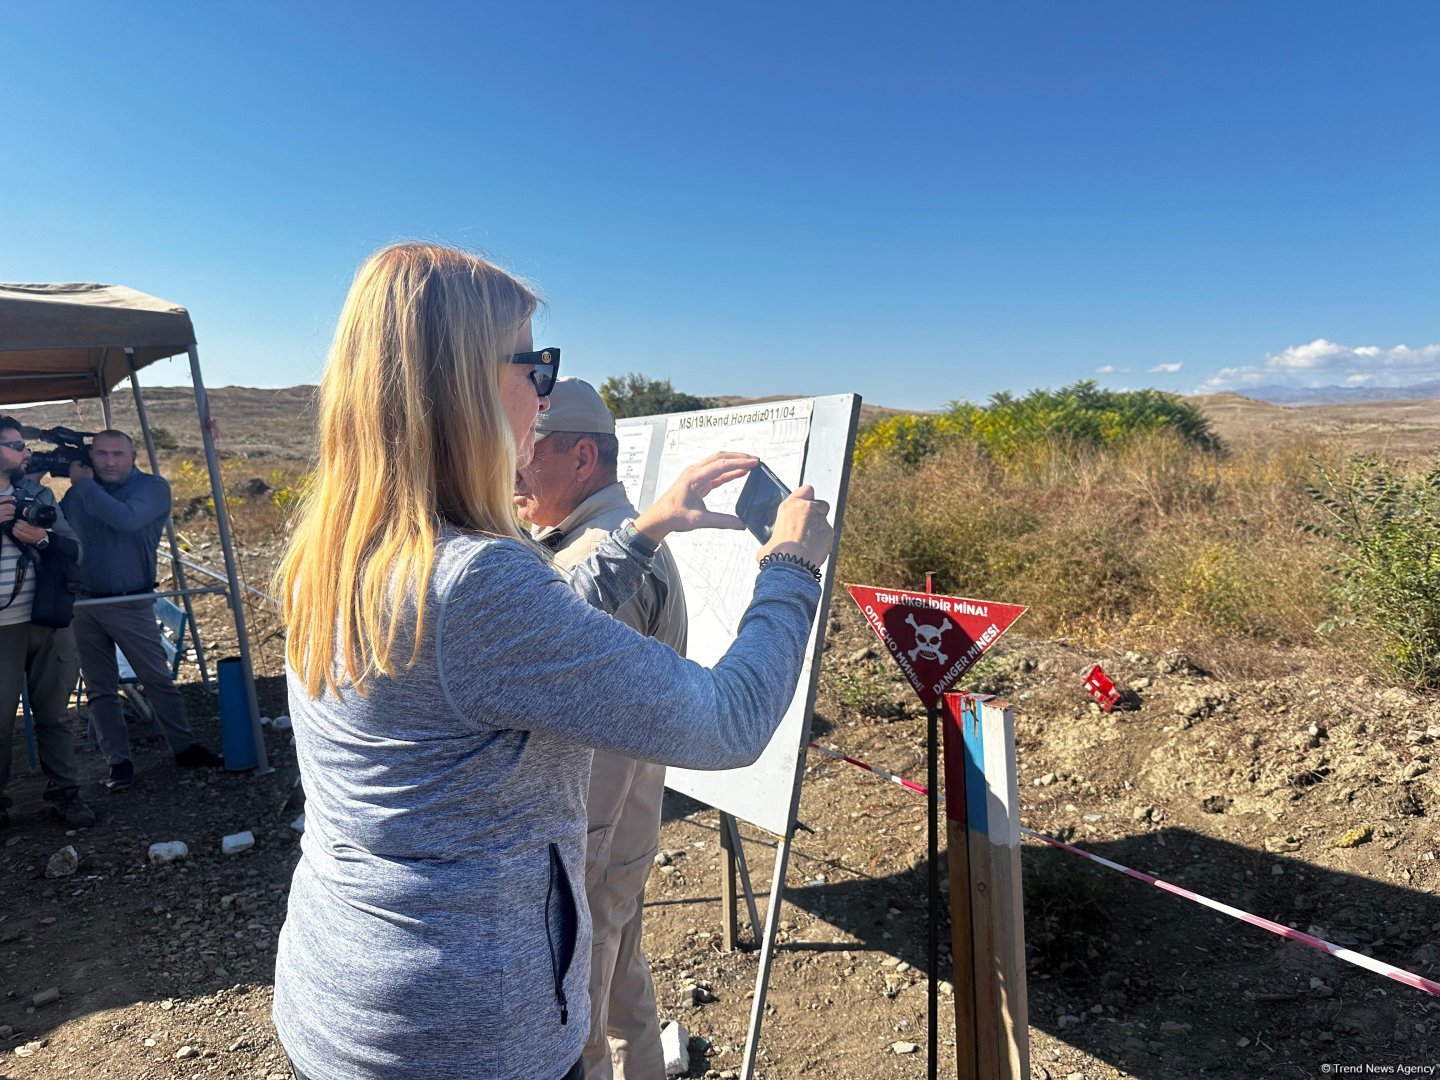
[{"xmin": 515, "ymin": 377, "xmax": 687, "ymax": 1080}]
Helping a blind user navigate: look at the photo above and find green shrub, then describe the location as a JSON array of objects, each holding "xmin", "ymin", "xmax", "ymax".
[
  {"xmin": 854, "ymin": 413, "xmax": 967, "ymax": 468},
  {"xmin": 1307, "ymin": 456, "xmax": 1440, "ymax": 688},
  {"xmin": 854, "ymin": 381, "xmax": 1220, "ymax": 469}
]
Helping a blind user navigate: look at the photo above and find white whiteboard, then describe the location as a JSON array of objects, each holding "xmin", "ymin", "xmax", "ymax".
[{"xmin": 617, "ymin": 394, "xmax": 859, "ymax": 837}]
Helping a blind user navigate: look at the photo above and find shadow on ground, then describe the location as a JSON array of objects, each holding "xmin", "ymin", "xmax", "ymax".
[
  {"xmin": 689, "ymin": 819, "xmax": 1440, "ymax": 1077},
  {"xmin": 1, "ymin": 673, "xmax": 300, "ymax": 1056}
]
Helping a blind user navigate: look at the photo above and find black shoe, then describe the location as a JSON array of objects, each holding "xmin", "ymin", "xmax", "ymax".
[
  {"xmin": 174, "ymin": 744, "xmax": 224, "ymax": 769},
  {"xmin": 58, "ymin": 798, "xmax": 97, "ymax": 829},
  {"xmin": 106, "ymin": 760, "xmax": 135, "ymax": 791}
]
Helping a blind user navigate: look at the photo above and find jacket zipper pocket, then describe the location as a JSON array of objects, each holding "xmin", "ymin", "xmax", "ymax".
[{"xmin": 546, "ymin": 843, "xmax": 578, "ymax": 1025}]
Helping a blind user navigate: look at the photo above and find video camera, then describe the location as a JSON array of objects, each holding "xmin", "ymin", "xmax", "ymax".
[{"xmin": 21, "ymin": 426, "xmax": 94, "ymax": 480}]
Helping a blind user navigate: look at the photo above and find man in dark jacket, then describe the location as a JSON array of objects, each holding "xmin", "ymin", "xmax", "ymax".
[
  {"xmin": 62, "ymin": 430, "xmax": 222, "ymax": 791},
  {"xmin": 0, "ymin": 417, "xmax": 95, "ymax": 829}
]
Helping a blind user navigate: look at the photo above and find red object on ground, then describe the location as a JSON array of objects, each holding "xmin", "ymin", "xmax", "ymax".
[
  {"xmin": 846, "ymin": 584, "xmax": 1027, "ymax": 707},
  {"xmin": 1083, "ymin": 664, "xmax": 1121, "ymax": 712}
]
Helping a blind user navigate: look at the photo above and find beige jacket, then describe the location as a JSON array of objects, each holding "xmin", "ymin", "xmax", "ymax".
[{"xmin": 537, "ymin": 483, "xmax": 688, "ymax": 656}]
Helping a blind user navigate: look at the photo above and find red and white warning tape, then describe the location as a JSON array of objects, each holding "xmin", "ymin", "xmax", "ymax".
[
  {"xmin": 805, "ymin": 740, "xmax": 1440, "ymax": 997},
  {"xmin": 807, "ymin": 740, "xmax": 931, "ymax": 797}
]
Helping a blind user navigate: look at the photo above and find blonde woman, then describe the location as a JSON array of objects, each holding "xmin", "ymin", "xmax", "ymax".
[{"xmin": 273, "ymin": 243, "xmax": 833, "ymax": 1080}]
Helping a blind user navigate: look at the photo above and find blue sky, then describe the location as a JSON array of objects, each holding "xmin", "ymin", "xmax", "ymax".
[{"xmin": 2, "ymin": 2, "xmax": 1436, "ymax": 410}]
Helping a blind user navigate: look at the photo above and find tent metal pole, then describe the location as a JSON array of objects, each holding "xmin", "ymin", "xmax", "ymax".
[
  {"xmin": 127, "ymin": 351, "xmax": 215, "ymax": 691},
  {"xmin": 187, "ymin": 346, "xmax": 270, "ymax": 774}
]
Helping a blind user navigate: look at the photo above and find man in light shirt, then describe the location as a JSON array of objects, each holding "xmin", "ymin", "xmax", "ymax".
[
  {"xmin": 515, "ymin": 378, "xmax": 687, "ymax": 1080},
  {"xmin": 0, "ymin": 418, "xmax": 95, "ymax": 830}
]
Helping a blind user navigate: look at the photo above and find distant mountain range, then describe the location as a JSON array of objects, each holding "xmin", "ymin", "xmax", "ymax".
[{"xmin": 1231, "ymin": 381, "xmax": 1440, "ymax": 406}]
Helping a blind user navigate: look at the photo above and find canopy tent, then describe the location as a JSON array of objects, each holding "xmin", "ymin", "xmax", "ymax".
[
  {"xmin": 0, "ymin": 283, "xmax": 197, "ymax": 404},
  {"xmin": 0, "ymin": 281, "xmax": 269, "ymax": 772}
]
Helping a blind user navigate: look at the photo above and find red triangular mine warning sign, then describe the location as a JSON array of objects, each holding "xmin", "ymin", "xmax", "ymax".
[{"xmin": 846, "ymin": 584, "xmax": 1028, "ymax": 708}]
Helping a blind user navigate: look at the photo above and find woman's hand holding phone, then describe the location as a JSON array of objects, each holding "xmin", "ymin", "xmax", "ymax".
[
  {"xmin": 633, "ymin": 452, "xmax": 758, "ymax": 542},
  {"xmin": 756, "ymin": 485, "xmax": 833, "ymax": 568},
  {"xmin": 630, "ymin": 452, "xmax": 833, "ymax": 570}
]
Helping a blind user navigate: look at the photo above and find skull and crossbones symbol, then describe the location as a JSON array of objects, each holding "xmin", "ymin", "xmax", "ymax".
[{"xmin": 905, "ymin": 613, "xmax": 952, "ymax": 665}]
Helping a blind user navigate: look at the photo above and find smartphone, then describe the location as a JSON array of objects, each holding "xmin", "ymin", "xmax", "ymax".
[{"xmin": 735, "ymin": 461, "xmax": 791, "ymax": 544}]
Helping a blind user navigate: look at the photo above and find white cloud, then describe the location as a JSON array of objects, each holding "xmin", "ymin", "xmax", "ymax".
[
  {"xmin": 1095, "ymin": 364, "xmax": 1129, "ymax": 374},
  {"xmin": 1149, "ymin": 362, "xmax": 1182, "ymax": 374},
  {"xmin": 1199, "ymin": 339, "xmax": 1440, "ymax": 391}
]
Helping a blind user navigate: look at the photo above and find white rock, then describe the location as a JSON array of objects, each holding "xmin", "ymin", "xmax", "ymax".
[
  {"xmin": 891, "ymin": 1041, "xmax": 920, "ymax": 1054},
  {"xmin": 660, "ymin": 1020, "xmax": 690, "ymax": 1075},
  {"xmin": 221, "ymin": 831, "xmax": 255, "ymax": 856},
  {"xmin": 259, "ymin": 716, "xmax": 273, "ymax": 727},
  {"xmin": 148, "ymin": 841, "xmax": 190, "ymax": 867},
  {"xmin": 290, "ymin": 813, "xmax": 307, "ymax": 833},
  {"xmin": 274, "ymin": 714, "xmax": 293, "ymax": 732},
  {"xmin": 45, "ymin": 845, "xmax": 78, "ymax": 878}
]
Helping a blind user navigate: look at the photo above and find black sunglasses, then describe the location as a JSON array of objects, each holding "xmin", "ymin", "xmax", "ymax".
[
  {"xmin": 0, "ymin": 439, "xmax": 26, "ymax": 452},
  {"xmin": 509, "ymin": 348, "xmax": 560, "ymax": 397}
]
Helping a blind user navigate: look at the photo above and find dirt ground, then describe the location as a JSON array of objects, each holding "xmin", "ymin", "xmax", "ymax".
[
  {"xmin": 3, "ymin": 570, "xmax": 1438, "ymax": 1079},
  {"xmin": 3, "ymin": 391, "xmax": 1440, "ymax": 1078}
]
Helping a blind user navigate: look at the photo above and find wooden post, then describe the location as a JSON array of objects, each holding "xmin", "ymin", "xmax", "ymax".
[
  {"xmin": 941, "ymin": 692, "xmax": 978, "ymax": 1080},
  {"xmin": 962, "ymin": 697, "xmax": 1002, "ymax": 1078},
  {"xmin": 980, "ymin": 698, "xmax": 1029, "ymax": 1076},
  {"xmin": 942, "ymin": 692, "xmax": 1029, "ymax": 1080}
]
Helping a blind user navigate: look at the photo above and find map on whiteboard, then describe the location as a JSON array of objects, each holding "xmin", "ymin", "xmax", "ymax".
[
  {"xmin": 618, "ymin": 393, "xmax": 857, "ymax": 837},
  {"xmin": 655, "ymin": 400, "xmax": 814, "ymax": 666}
]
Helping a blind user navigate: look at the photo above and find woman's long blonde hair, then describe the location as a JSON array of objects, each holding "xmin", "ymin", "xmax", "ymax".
[{"xmin": 279, "ymin": 242, "xmax": 539, "ymax": 697}]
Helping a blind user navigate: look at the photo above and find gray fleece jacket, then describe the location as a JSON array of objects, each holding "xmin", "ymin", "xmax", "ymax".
[{"xmin": 273, "ymin": 526, "xmax": 820, "ymax": 1080}]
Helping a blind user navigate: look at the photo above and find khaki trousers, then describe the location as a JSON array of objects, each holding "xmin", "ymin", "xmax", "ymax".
[{"xmin": 582, "ymin": 750, "xmax": 666, "ymax": 1080}]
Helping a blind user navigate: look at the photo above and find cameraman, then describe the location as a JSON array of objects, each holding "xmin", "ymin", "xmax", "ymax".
[
  {"xmin": 0, "ymin": 418, "xmax": 96, "ymax": 830},
  {"xmin": 62, "ymin": 430, "xmax": 222, "ymax": 791}
]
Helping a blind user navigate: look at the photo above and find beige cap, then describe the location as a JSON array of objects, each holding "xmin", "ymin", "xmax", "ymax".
[{"xmin": 534, "ymin": 377, "xmax": 615, "ymax": 439}]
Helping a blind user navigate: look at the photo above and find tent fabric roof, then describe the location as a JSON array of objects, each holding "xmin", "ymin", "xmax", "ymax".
[{"xmin": 0, "ymin": 283, "xmax": 196, "ymax": 405}]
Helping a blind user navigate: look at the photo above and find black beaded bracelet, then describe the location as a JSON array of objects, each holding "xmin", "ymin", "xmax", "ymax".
[{"xmin": 757, "ymin": 551, "xmax": 823, "ymax": 583}]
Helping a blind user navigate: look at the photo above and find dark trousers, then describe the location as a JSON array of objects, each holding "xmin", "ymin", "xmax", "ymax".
[
  {"xmin": 0, "ymin": 622, "xmax": 80, "ymax": 809},
  {"xmin": 74, "ymin": 598, "xmax": 194, "ymax": 763}
]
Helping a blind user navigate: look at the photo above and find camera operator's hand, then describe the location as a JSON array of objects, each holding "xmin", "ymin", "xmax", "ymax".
[
  {"xmin": 757, "ymin": 486, "xmax": 833, "ymax": 569},
  {"xmin": 0, "ymin": 495, "xmax": 14, "ymax": 527},
  {"xmin": 633, "ymin": 452, "xmax": 757, "ymax": 543},
  {"xmin": 68, "ymin": 462, "xmax": 94, "ymax": 483},
  {"xmin": 10, "ymin": 521, "xmax": 46, "ymax": 545}
]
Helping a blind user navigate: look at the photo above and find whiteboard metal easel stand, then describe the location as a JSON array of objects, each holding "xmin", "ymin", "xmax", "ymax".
[
  {"xmin": 716, "ymin": 813, "xmax": 795, "ymax": 1077},
  {"xmin": 738, "ymin": 828, "xmax": 794, "ymax": 1079},
  {"xmin": 620, "ymin": 393, "xmax": 860, "ymax": 1080},
  {"xmin": 719, "ymin": 812, "xmax": 762, "ymax": 949}
]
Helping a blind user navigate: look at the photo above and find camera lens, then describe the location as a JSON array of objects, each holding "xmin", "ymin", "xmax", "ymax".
[{"xmin": 27, "ymin": 504, "xmax": 57, "ymax": 529}]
